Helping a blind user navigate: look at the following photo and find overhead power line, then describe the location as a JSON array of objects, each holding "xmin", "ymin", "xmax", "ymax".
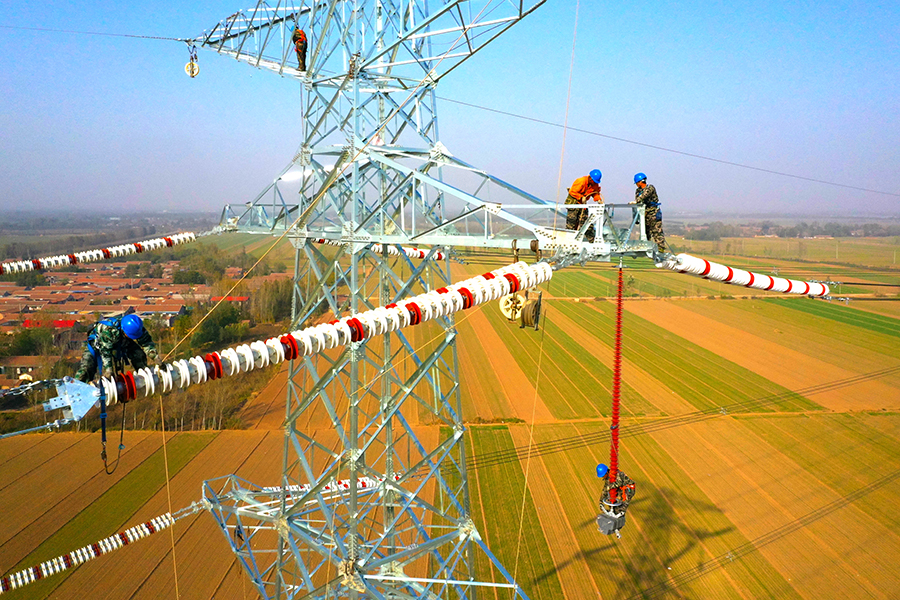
[
  {"xmin": 439, "ymin": 96, "xmax": 900, "ymax": 199},
  {"xmin": 0, "ymin": 24, "xmax": 185, "ymax": 42}
]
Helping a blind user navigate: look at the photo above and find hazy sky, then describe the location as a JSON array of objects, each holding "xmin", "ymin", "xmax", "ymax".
[{"xmin": 1, "ymin": 1, "xmax": 898, "ymax": 217}]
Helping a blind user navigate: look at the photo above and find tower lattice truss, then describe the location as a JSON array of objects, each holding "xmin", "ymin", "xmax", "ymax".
[{"xmin": 196, "ymin": 1, "xmax": 546, "ymax": 598}]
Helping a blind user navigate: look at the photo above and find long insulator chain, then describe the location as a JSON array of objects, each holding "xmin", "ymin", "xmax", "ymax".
[
  {"xmin": 314, "ymin": 238, "xmax": 445, "ymax": 261},
  {"xmin": 608, "ymin": 264, "xmax": 624, "ymax": 503},
  {"xmin": 98, "ymin": 261, "xmax": 553, "ymax": 404},
  {"xmin": 660, "ymin": 253, "xmax": 830, "ymax": 297},
  {"xmin": 0, "ymin": 232, "xmax": 196, "ymax": 275},
  {"xmin": 0, "ymin": 514, "xmax": 175, "ymax": 594}
]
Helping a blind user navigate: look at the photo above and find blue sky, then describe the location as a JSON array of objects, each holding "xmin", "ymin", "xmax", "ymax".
[{"xmin": 1, "ymin": 1, "xmax": 898, "ymax": 217}]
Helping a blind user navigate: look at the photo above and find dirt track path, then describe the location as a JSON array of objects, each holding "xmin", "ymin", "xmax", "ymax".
[
  {"xmin": 626, "ymin": 301, "xmax": 900, "ymax": 411},
  {"xmin": 466, "ymin": 309, "xmax": 555, "ymax": 422}
]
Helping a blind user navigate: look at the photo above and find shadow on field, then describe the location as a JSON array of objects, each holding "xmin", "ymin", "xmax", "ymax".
[{"xmin": 531, "ymin": 486, "xmax": 734, "ymax": 597}]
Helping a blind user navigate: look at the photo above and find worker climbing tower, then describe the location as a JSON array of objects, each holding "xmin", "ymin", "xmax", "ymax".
[{"xmin": 195, "ymin": 2, "xmax": 545, "ymax": 598}]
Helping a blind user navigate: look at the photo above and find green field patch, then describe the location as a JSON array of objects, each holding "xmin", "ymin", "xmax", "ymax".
[
  {"xmin": 552, "ymin": 301, "xmax": 819, "ymax": 414},
  {"xmin": 467, "ymin": 426, "xmax": 564, "ymax": 599},
  {"xmin": 11, "ymin": 432, "xmax": 216, "ymax": 599},
  {"xmin": 738, "ymin": 414, "xmax": 900, "ymax": 539},
  {"xmin": 674, "ymin": 299, "xmax": 900, "ymax": 370},
  {"xmin": 764, "ymin": 297, "xmax": 900, "ymax": 338},
  {"xmin": 482, "ymin": 305, "xmax": 648, "ymax": 419}
]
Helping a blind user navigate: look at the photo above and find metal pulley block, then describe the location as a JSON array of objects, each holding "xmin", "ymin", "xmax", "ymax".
[{"xmin": 499, "ymin": 290, "xmax": 542, "ymax": 330}]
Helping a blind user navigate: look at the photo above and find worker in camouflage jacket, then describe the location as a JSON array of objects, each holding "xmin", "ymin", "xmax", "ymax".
[
  {"xmin": 630, "ymin": 172, "xmax": 670, "ymax": 254},
  {"xmin": 596, "ymin": 463, "xmax": 636, "ymax": 513},
  {"xmin": 75, "ymin": 314, "xmax": 158, "ymax": 383}
]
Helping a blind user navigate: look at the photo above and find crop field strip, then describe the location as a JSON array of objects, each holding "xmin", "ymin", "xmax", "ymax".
[
  {"xmin": 505, "ymin": 425, "xmax": 600, "ymax": 600},
  {"xmin": 738, "ymin": 414, "xmax": 900, "ymax": 538},
  {"xmin": 9, "ymin": 432, "xmax": 215, "ymax": 599},
  {"xmin": 766, "ymin": 297, "xmax": 900, "ymax": 338},
  {"xmin": 48, "ymin": 431, "xmax": 269, "ymax": 599},
  {"xmin": 459, "ymin": 308, "xmax": 555, "ymax": 421},
  {"xmin": 461, "ymin": 366, "xmax": 899, "ymax": 473},
  {"xmin": 102, "ymin": 431, "xmax": 280, "ymax": 599},
  {"xmin": 0, "ymin": 432, "xmax": 161, "ymax": 572},
  {"xmin": 650, "ymin": 418, "xmax": 900, "ymax": 598},
  {"xmin": 486, "ymin": 295, "xmax": 662, "ymax": 418},
  {"xmin": 623, "ymin": 300, "xmax": 900, "ymax": 412},
  {"xmin": 524, "ymin": 421, "xmax": 772, "ymax": 599},
  {"xmin": 676, "ymin": 300, "xmax": 900, "ymax": 375},
  {"xmin": 553, "ymin": 300, "xmax": 818, "ymax": 413},
  {"xmin": 466, "ymin": 426, "xmax": 564, "ymax": 599}
]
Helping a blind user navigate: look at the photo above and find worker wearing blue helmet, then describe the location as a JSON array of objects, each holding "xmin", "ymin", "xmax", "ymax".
[
  {"xmin": 565, "ymin": 169, "xmax": 604, "ymax": 243},
  {"xmin": 630, "ymin": 172, "xmax": 670, "ymax": 255},
  {"xmin": 75, "ymin": 313, "xmax": 158, "ymax": 382}
]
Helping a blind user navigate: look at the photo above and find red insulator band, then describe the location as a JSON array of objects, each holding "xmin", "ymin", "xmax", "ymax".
[
  {"xmin": 503, "ymin": 273, "xmax": 520, "ymax": 293},
  {"xmin": 0, "ymin": 265, "xmax": 4, "ymax": 275},
  {"xmin": 385, "ymin": 303, "xmax": 397, "ymax": 309},
  {"xmin": 352, "ymin": 318, "xmax": 367, "ymax": 341},
  {"xmin": 745, "ymin": 273, "xmax": 755, "ymax": 287},
  {"xmin": 765, "ymin": 276, "xmax": 776, "ymax": 291},
  {"xmin": 2, "ymin": 575, "xmax": 11, "ymax": 592},
  {"xmin": 406, "ymin": 303, "xmax": 422, "ymax": 325},
  {"xmin": 124, "ymin": 372, "xmax": 137, "ymax": 402},
  {"xmin": 146, "ymin": 521, "xmax": 156, "ymax": 534},
  {"xmin": 32, "ymin": 566, "xmax": 42, "ymax": 580},
  {"xmin": 68, "ymin": 254, "xmax": 78, "ymax": 264},
  {"xmin": 101, "ymin": 248, "xmax": 112, "ymax": 259},
  {"xmin": 458, "ymin": 287, "xmax": 474, "ymax": 309},
  {"xmin": 482, "ymin": 272, "xmax": 496, "ymax": 280},
  {"xmin": 701, "ymin": 260, "xmax": 711, "ymax": 276},
  {"xmin": 164, "ymin": 237, "xmax": 174, "ymax": 247},
  {"xmin": 785, "ymin": 280, "xmax": 793, "ymax": 293},
  {"xmin": 205, "ymin": 352, "xmax": 224, "ymax": 379},
  {"xmin": 280, "ymin": 335, "xmax": 299, "ymax": 360},
  {"xmin": 436, "ymin": 287, "xmax": 449, "ymax": 294},
  {"xmin": 92, "ymin": 543, "xmax": 102, "ymax": 557},
  {"xmin": 31, "ymin": 259, "xmax": 42, "ymax": 270},
  {"xmin": 62, "ymin": 554, "xmax": 72, "ymax": 568},
  {"xmin": 802, "ymin": 282, "xmax": 810, "ymax": 295},
  {"xmin": 725, "ymin": 266, "xmax": 734, "ymax": 282},
  {"xmin": 119, "ymin": 532, "xmax": 130, "ymax": 545},
  {"xmin": 436, "ymin": 252, "xmax": 444, "ymax": 260},
  {"xmin": 134, "ymin": 243, "xmax": 144, "ymax": 253}
]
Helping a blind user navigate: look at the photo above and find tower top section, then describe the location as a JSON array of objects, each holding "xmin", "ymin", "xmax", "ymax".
[{"xmin": 195, "ymin": 0, "xmax": 546, "ymax": 87}]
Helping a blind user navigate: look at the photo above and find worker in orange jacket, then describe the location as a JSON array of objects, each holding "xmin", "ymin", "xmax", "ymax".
[
  {"xmin": 292, "ymin": 27, "xmax": 308, "ymax": 72},
  {"xmin": 565, "ymin": 169, "xmax": 603, "ymax": 242}
]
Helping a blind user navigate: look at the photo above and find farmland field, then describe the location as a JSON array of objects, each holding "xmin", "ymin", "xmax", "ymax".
[{"xmin": 2, "ymin": 246, "xmax": 899, "ymax": 599}]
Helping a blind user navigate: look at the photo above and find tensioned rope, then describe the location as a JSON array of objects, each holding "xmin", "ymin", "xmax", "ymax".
[{"xmin": 512, "ymin": 0, "xmax": 581, "ymax": 583}]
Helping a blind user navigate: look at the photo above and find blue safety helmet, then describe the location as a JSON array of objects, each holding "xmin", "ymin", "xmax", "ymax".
[
  {"xmin": 596, "ymin": 463, "xmax": 609, "ymax": 478},
  {"xmin": 634, "ymin": 172, "xmax": 647, "ymax": 184},
  {"xmin": 121, "ymin": 314, "xmax": 144, "ymax": 340},
  {"xmin": 590, "ymin": 169, "xmax": 602, "ymax": 184}
]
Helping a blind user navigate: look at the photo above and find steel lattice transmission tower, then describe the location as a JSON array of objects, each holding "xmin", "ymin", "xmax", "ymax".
[{"xmin": 194, "ymin": 1, "xmax": 556, "ymax": 598}]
